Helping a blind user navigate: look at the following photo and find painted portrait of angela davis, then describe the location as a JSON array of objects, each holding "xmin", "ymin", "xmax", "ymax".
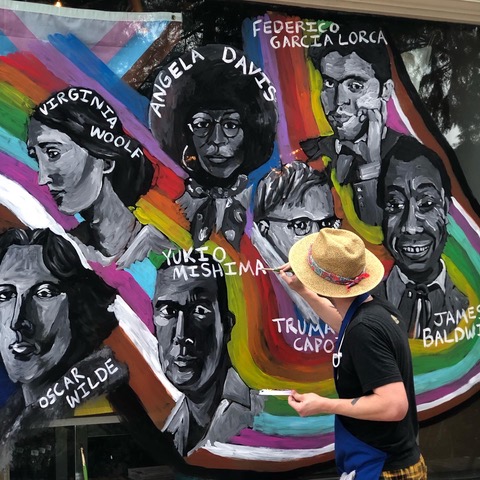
[{"xmin": 149, "ymin": 44, "xmax": 278, "ymax": 250}]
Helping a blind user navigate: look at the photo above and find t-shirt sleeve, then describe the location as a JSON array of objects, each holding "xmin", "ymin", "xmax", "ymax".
[{"xmin": 348, "ymin": 321, "xmax": 403, "ymax": 393}]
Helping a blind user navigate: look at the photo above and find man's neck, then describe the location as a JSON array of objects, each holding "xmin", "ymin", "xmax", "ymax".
[{"xmin": 332, "ymin": 295, "xmax": 372, "ymax": 319}]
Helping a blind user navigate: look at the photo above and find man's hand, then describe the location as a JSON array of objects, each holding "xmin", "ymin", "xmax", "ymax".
[
  {"xmin": 288, "ymin": 390, "xmax": 331, "ymax": 417},
  {"xmin": 278, "ymin": 263, "xmax": 342, "ymax": 332},
  {"xmin": 278, "ymin": 263, "xmax": 309, "ymax": 295}
]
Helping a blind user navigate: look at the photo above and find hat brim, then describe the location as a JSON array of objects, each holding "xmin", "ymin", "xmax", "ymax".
[{"xmin": 288, "ymin": 232, "xmax": 385, "ymax": 298}]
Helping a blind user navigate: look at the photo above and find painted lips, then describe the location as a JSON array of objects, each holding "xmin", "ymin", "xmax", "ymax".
[
  {"xmin": 398, "ymin": 242, "xmax": 431, "ymax": 260},
  {"xmin": 9, "ymin": 341, "xmax": 37, "ymax": 358},
  {"xmin": 48, "ymin": 189, "xmax": 65, "ymax": 203},
  {"xmin": 206, "ymin": 155, "xmax": 230, "ymax": 164}
]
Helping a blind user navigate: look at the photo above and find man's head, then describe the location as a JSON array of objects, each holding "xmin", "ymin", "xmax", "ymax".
[
  {"xmin": 308, "ymin": 33, "xmax": 393, "ymax": 141},
  {"xmin": 254, "ymin": 161, "xmax": 338, "ymax": 262},
  {"xmin": 288, "ymin": 228, "xmax": 384, "ymax": 299},
  {"xmin": 153, "ymin": 252, "xmax": 234, "ymax": 396},
  {"xmin": 0, "ymin": 229, "xmax": 117, "ymax": 393},
  {"xmin": 378, "ymin": 136, "xmax": 451, "ymax": 282}
]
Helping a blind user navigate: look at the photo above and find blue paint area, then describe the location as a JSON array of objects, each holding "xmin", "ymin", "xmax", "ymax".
[
  {"xmin": 254, "ymin": 411, "xmax": 334, "ymax": 436},
  {"xmin": 125, "ymin": 257, "xmax": 157, "ymax": 298},
  {"xmin": 0, "ymin": 366, "xmax": 18, "ymax": 407},
  {"xmin": 242, "ymin": 18, "xmax": 264, "ymax": 69},
  {"xmin": 248, "ymin": 141, "xmax": 281, "ymax": 205},
  {"xmin": 108, "ymin": 21, "xmax": 169, "ymax": 77},
  {"xmin": 47, "ymin": 34, "xmax": 150, "ymax": 125},
  {"xmin": 0, "ymin": 30, "xmax": 17, "ymax": 56},
  {"xmin": 0, "ymin": 127, "xmax": 38, "ymax": 170}
]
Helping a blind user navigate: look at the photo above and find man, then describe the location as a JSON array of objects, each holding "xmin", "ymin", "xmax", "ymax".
[
  {"xmin": 376, "ymin": 136, "xmax": 468, "ymax": 339},
  {"xmin": 301, "ymin": 31, "xmax": 401, "ymax": 226},
  {"xmin": 252, "ymin": 160, "xmax": 340, "ymax": 324},
  {"xmin": 280, "ymin": 228, "xmax": 426, "ymax": 479},
  {"xmin": 153, "ymin": 251, "xmax": 262, "ymax": 456}
]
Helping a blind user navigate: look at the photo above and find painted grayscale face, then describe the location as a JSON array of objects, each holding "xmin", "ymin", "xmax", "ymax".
[
  {"xmin": 153, "ymin": 269, "xmax": 227, "ymax": 394},
  {"xmin": 0, "ymin": 245, "xmax": 71, "ymax": 387},
  {"xmin": 320, "ymin": 52, "xmax": 384, "ymax": 141},
  {"xmin": 262, "ymin": 183, "xmax": 336, "ymax": 262},
  {"xmin": 383, "ymin": 156, "xmax": 449, "ymax": 281},
  {"xmin": 28, "ymin": 119, "xmax": 105, "ymax": 215},
  {"xmin": 189, "ymin": 109, "xmax": 245, "ymax": 179}
]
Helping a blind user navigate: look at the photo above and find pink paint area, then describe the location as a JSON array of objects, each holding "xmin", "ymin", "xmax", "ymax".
[
  {"xmin": 90, "ymin": 262, "xmax": 154, "ymax": 332},
  {"xmin": 0, "ymin": 153, "xmax": 78, "ymax": 230},
  {"xmin": 230, "ymin": 427, "xmax": 334, "ymax": 450},
  {"xmin": 386, "ymin": 98, "xmax": 410, "ymax": 135},
  {"xmin": 416, "ymin": 362, "xmax": 480, "ymax": 407},
  {"xmin": 450, "ymin": 202, "xmax": 480, "ymax": 253}
]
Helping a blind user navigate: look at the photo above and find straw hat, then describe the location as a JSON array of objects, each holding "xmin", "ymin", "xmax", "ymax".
[{"xmin": 288, "ymin": 228, "xmax": 385, "ymax": 298}]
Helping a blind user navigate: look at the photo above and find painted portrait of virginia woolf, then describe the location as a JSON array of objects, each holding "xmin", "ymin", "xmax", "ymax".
[{"xmin": 28, "ymin": 88, "xmax": 155, "ymax": 265}]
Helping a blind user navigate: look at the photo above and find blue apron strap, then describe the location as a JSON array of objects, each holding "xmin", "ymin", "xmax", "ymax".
[
  {"xmin": 335, "ymin": 292, "xmax": 370, "ymax": 352},
  {"xmin": 333, "ymin": 292, "xmax": 370, "ymax": 380}
]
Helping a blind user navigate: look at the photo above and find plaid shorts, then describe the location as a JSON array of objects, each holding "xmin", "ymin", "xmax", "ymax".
[{"xmin": 381, "ymin": 455, "xmax": 427, "ymax": 480}]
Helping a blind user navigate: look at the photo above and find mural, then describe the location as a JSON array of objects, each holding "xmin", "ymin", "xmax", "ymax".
[{"xmin": 0, "ymin": 1, "xmax": 478, "ymax": 474}]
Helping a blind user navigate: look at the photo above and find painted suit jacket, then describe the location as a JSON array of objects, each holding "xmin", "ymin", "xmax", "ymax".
[
  {"xmin": 375, "ymin": 262, "xmax": 469, "ymax": 339},
  {"xmin": 163, "ymin": 368, "xmax": 263, "ymax": 457}
]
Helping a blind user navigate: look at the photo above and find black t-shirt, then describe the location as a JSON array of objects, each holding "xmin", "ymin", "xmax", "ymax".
[{"xmin": 334, "ymin": 296, "xmax": 420, "ymax": 470}]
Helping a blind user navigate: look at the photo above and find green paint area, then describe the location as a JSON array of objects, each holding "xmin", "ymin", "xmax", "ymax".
[{"xmin": 0, "ymin": 83, "xmax": 34, "ymax": 140}]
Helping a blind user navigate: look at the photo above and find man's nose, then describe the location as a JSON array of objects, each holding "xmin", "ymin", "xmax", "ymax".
[
  {"xmin": 403, "ymin": 199, "xmax": 423, "ymax": 234},
  {"xmin": 173, "ymin": 310, "xmax": 186, "ymax": 342},
  {"xmin": 10, "ymin": 295, "xmax": 34, "ymax": 337},
  {"xmin": 336, "ymin": 83, "xmax": 351, "ymax": 107},
  {"xmin": 209, "ymin": 122, "xmax": 227, "ymax": 145}
]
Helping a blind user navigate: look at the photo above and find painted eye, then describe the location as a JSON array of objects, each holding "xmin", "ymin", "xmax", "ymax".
[
  {"xmin": 222, "ymin": 120, "xmax": 240, "ymax": 130},
  {"xmin": 155, "ymin": 303, "xmax": 178, "ymax": 318},
  {"xmin": 323, "ymin": 79, "xmax": 335, "ymax": 88},
  {"xmin": 347, "ymin": 80, "xmax": 364, "ymax": 93},
  {"xmin": 0, "ymin": 286, "xmax": 16, "ymax": 302},
  {"xmin": 192, "ymin": 305, "xmax": 212, "ymax": 317},
  {"xmin": 192, "ymin": 120, "xmax": 211, "ymax": 129},
  {"xmin": 385, "ymin": 199, "xmax": 405, "ymax": 214},
  {"xmin": 46, "ymin": 148, "xmax": 61, "ymax": 161},
  {"xmin": 35, "ymin": 283, "xmax": 60, "ymax": 298},
  {"xmin": 417, "ymin": 198, "xmax": 437, "ymax": 213}
]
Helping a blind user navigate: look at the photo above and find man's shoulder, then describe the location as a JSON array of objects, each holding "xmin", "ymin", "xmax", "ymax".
[{"xmin": 352, "ymin": 297, "xmax": 407, "ymax": 333}]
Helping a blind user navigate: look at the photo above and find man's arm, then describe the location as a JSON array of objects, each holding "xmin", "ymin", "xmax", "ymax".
[
  {"xmin": 278, "ymin": 264, "xmax": 342, "ymax": 332},
  {"xmin": 288, "ymin": 382, "xmax": 409, "ymax": 422}
]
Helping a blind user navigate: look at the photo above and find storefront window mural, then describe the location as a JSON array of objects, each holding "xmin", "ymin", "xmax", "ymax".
[{"xmin": 0, "ymin": 1, "xmax": 478, "ymax": 473}]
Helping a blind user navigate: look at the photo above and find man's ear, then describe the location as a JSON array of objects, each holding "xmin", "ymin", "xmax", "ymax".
[
  {"xmin": 103, "ymin": 159, "xmax": 115, "ymax": 174},
  {"xmin": 258, "ymin": 219, "xmax": 270, "ymax": 237},
  {"xmin": 381, "ymin": 79, "xmax": 394, "ymax": 101},
  {"xmin": 224, "ymin": 311, "xmax": 236, "ymax": 344},
  {"xmin": 442, "ymin": 189, "xmax": 451, "ymax": 215}
]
